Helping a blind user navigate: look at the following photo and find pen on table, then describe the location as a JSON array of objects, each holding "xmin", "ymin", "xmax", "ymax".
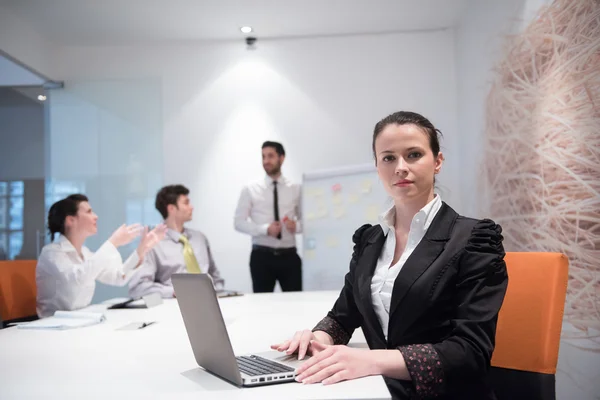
[{"xmin": 140, "ymin": 322, "xmax": 156, "ymax": 329}]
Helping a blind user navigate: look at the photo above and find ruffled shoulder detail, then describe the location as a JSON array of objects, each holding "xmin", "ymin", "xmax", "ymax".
[
  {"xmin": 352, "ymin": 224, "xmax": 373, "ymax": 244},
  {"xmin": 466, "ymin": 219, "xmax": 505, "ymax": 257},
  {"xmin": 351, "ymin": 223, "xmax": 372, "ymax": 256}
]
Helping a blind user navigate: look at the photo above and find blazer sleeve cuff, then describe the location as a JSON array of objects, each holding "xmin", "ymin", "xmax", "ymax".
[
  {"xmin": 312, "ymin": 315, "xmax": 351, "ymax": 345},
  {"xmin": 398, "ymin": 343, "xmax": 445, "ymax": 398}
]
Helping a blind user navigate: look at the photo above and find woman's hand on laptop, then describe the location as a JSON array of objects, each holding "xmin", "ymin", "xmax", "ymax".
[
  {"xmin": 294, "ymin": 342, "xmax": 378, "ymax": 385},
  {"xmin": 271, "ymin": 329, "xmax": 333, "ymax": 360}
]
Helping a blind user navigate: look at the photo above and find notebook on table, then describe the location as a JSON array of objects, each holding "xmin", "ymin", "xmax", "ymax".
[{"xmin": 18, "ymin": 310, "xmax": 105, "ymax": 330}]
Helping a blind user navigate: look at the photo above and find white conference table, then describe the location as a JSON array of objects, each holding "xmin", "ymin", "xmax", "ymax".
[{"xmin": 0, "ymin": 290, "xmax": 391, "ymax": 400}]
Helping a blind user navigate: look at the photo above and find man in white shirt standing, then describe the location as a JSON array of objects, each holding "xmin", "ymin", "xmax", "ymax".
[
  {"xmin": 128, "ymin": 185, "xmax": 225, "ymax": 298},
  {"xmin": 234, "ymin": 141, "xmax": 302, "ymax": 292}
]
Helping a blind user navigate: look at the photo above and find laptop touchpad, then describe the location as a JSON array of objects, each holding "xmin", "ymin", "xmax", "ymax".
[{"xmin": 253, "ymin": 350, "xmax": 310, "ymax": 369}]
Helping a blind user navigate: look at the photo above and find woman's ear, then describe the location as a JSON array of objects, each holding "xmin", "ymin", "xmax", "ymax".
[
  {"xmin": 434, "ymin": 152, "xmax": 444, "ymax": 174},
  {"xmin": 64, "ymin": 215, "xmax": 75, "ymax": 229}
]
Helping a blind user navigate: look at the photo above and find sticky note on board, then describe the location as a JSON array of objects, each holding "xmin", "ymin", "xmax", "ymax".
[
  {"xmin": 360, "ymin": 180, "xmax": 372, "ymax": 194},
  {"xmin": 333, "ymin": 207, "xmax": 346, "ymax": 219},
  {"xmin": 365, "ymin": 204, "xmax": 379, "ymax": 222},
  {"xmin": 332, "ymin": 193, "xmax": 343, "ymax": 205},
  {"xmin": 325, "ymin": 236, "xmax": 339, "ymax": 248},
  {"xmin": 306, "ymin": 188, "xmax": 318, "ymax": 198},
  {"xmin": 317, "ymin": 208, "xmax": 328, "ymax": 219},
  {"xmin": 307, "ymin": 212, "xmax": 316, "ymax": 221},
  {"xmin": 348, "ymin": 194, "xmax": 359, "ymax": 204},
  {"xmin": 332, "ymin": 183, "xmax": 342, "ymax": 192},
  {"xmin": 304, "ymin": 250, "xmax": 316, "ymax": 260}
]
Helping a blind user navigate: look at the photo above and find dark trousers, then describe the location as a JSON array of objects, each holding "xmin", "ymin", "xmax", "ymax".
[{"xmin": 250, "ymin": 246, "xmax": 302, "ymax": 293}]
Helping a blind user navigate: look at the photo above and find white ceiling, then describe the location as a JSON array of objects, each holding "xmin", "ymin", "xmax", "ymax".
[{"xmin": 0, "ymin": 0, "xmax": 468, "ymax": 46}]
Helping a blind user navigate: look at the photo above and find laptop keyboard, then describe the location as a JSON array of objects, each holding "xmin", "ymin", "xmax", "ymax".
[{"xmin": 236, "ymin": 355, "xmax": 295, "ymax": 376}]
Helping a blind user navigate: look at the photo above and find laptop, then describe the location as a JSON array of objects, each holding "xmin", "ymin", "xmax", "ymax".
[{"xmin": 172, "ymin": 273, "xmax": 299, "ymax": 387}]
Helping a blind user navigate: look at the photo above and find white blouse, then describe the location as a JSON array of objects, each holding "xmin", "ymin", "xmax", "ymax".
[
  {"xmin": 36, "ymin": 235, "xmax": 140, "ymax": 318},
  {"xmin": 370, "ymin": 195, "xmax": 442, "ymax": 339}
]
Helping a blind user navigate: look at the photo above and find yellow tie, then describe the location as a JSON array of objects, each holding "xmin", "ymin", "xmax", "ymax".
[{"xmin": 179, "ymin": 235, "xmax": 201, "ymax": 274}]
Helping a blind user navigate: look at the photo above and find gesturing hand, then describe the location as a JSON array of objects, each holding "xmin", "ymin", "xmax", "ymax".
[
  {"xmin": 294, "ymin": 341, "xmax": 377, "ymax": 385},
  {"xmin": 136, "ymin": 223, "xmax": 167, "ymax": 260},
  {"xmin": 109, "ymin": 224, "xmax": 143, "ymax": 247}
]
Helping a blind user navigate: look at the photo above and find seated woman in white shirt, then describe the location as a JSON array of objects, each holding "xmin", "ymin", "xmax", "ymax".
[{"xmin": 36, "ymin": 194, "xmax": 167, "ymax": 318}]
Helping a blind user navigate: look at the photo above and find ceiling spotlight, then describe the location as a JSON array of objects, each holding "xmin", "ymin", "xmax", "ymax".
[
  {"xmin": 240, "ymin": 26, "xmax": 253, "ymax": 34},
  {"xmin": 37, "ymin": 95, "xmax": 47, "ymax": 101}
]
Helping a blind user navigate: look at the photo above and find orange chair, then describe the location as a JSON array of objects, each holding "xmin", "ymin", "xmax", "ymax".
[
  {"xmin": 490, "ymin": 252, "xmax": 569, "ymax": 400},
  {"xmin": 0, "ymin": 260, "xmax": 38, "ymax": 327}
]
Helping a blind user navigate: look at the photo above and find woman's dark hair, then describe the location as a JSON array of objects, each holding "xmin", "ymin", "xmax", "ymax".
[
  {"xmin": 155, "ymin": 184, "xmax": 190, "ymax": 219},
  {"xmin": 372, "ymin": 111, "xmax": 442, "ymax": 163},
  {"xmin": 47, "ymin": 194, "xmax": 89, "ymax": 241}
]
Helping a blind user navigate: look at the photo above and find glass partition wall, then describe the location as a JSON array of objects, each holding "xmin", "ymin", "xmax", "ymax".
[{"xmin": 47, "ymin": 79, "xmax": 163, "ymax": 302}]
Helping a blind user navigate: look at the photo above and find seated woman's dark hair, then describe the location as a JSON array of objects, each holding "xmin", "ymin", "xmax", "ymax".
[
  {"xmin": 47, "ymin": 194, "xmax": 89, "ymax": 241},
  {"xmin": 372, "ymin": 111, "xmax": 443, "ymax": 162}
]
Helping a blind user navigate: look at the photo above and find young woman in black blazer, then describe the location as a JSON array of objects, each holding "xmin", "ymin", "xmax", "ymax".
[{"xmin": 272, "ymin": 111, "xmax": 508, "ymax": 399}]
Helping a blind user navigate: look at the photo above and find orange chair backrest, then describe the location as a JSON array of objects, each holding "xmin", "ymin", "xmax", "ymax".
[
  {"xmin": 0, "ymin": 260, "xmax": 38, "ymax": 321},
  {"xmin": 491, "ymin": 252, "xmax": 568, "ymax": 374}
]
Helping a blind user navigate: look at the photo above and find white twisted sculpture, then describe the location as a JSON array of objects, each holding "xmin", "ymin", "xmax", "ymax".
[{"xmin": 482, "ymin": 0, "xmax": 600, "ymax": 341}]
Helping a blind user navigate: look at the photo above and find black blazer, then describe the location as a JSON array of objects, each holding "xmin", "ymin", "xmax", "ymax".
[{"xmin": 314, "ymin": 202, "xmax": 508, "ymax": 400}]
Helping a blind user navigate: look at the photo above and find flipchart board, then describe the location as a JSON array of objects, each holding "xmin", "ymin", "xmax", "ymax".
[{"xmin": 301, "ymin": 164, "xmax": 389, "ymax": 291}]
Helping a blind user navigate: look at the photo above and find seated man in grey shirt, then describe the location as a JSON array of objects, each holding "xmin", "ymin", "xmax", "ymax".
[{"xmin": 129, "ymin": 184, "xmax": 224, "ymax": 298}]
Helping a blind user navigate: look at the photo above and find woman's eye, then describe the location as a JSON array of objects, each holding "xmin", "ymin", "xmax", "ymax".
[
  {"xmin": 382, "ymin": 155, "xmax": 395, "ymax": 162},
  {"xmin": 407, "ymin": 152, "xmax": 422, "ymax": 159}
]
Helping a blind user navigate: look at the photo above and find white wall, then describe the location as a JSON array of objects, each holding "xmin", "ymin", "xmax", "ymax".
[
  {"xmin": 455, "ymin": 0, "xmax": 529, "ymax": 217},
  {"xmin": 51, "ymin": 30, "xmax": 458, "ymax": 294}
]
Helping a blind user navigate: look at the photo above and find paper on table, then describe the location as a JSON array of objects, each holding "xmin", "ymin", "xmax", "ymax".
[{"xmin": 18, "ymin": 310, "xmax": 106, "ymax": 330}]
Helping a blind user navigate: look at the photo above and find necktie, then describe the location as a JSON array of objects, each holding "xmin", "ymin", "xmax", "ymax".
[
  {"xmin": 273, "ymin": 181, "xmax": 282, "ymax": 240},
  {"xmin": 179, "ymin": 235, "xmax": 201, "ymax": 273}
]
